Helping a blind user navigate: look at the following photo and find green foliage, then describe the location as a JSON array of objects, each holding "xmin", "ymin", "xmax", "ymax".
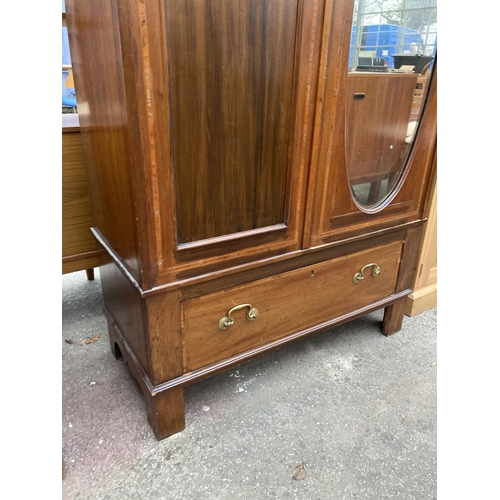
[{"xmin": 354, "ymin": 0, "xmax": 437, "ymax": 30}]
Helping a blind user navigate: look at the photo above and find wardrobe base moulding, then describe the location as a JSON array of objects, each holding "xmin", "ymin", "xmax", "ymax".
[{"xmin": 98, "ymin": 235, "xmax": 417, "ymax": 440}]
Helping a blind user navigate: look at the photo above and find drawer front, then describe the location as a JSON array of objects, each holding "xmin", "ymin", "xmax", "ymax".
[{"xmin": 182, "ymin": 241, "xmax": 403, "ymax": 371}]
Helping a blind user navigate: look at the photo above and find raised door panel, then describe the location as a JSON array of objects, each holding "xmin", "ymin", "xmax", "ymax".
[
  {"xmin": 138, "ymin": 0, "xmax": 326, "ymax": 284},
  {"xmin": 165, "ymin": 0, "xmax": 296, "ymax": 244}
]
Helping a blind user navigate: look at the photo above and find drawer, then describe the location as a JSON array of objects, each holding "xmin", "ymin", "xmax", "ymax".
[{"xmin": 182, "ymin": 240, "xmax": 403, "ymax": 371}]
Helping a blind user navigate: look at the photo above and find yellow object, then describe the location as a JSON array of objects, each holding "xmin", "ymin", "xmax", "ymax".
[{"xmin": 65, "ymin": 71, "xmax": 74, "ymax": 88}]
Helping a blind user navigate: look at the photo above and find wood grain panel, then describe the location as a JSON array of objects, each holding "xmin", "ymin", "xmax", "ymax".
[
  {"xmin": 145, "ymin": 291, "xmax": 184, "ymax": 386},
  {"xmin": 165, "ymin": 0, "xmax": 299, "ymax": 243},
  {"xmin": 345, "ymin": 73, "xmax": 417, "ymax": 184},
  {"xmin": 100, "ymin": 262, "xmax": 151, "ymax": 377},
  {"xmin": 66, "ymin": 0, "xmax": 142, "ymax": 282},
  {"xmin": 406, "ymin": 170, "xmax": 437, "ymax": 316},
  {"xmin": 62, "ymin": 133, "xmax": 95, "ymax": 255},
  {"xmin": 182, "ymin": 240, "xmax": 402, "ymax": 371},
  {"xmin": 62, "ymin": 131, "xmax": 104, "ymax": 273}
]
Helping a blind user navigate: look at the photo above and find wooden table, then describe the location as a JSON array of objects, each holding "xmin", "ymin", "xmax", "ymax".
[{"xmin": 62, "ymin": 114, "xmax": 106, "ymax": 277}]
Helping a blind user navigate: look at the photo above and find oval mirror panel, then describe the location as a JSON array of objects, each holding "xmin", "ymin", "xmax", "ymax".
[{"xmin": 346, "ymin": 0, "xmax": 437, "ymax": 211}]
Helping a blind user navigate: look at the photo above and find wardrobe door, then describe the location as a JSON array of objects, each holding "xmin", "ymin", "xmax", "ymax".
[
  {"xmin": 304, "ymin": 0, "xmax": 437, "ymax": 248},
  {"xmin": 139, "ymin": 0, "xmax": 326, "ymax": 283}
]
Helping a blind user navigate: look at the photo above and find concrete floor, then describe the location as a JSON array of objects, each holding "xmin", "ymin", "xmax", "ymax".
[{"xmin": 62, "ymin": 269, "xmax": 437, "ymax": 500}]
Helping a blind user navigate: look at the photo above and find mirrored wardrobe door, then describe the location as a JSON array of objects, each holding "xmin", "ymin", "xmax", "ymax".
[
  {"xmin": 304, "ymin": 0, "xmax": 437, "ymax": 247},
  {"xmin": 346, "ymin": 0, "xmax": 437, "ymax": 211}
]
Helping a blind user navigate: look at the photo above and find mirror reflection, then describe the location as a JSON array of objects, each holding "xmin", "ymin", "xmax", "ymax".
[{"xmin": 346, "ymin": 0, "xmax": 437, "ymax": 209}]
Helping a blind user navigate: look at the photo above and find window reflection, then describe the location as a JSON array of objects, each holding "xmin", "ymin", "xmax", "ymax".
[{"xmin": 346, "ymin": 0, "xmax": 437, "ymax": 209}]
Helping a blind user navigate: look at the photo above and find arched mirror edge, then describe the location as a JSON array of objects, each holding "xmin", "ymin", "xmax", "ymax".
[{"xmin": 344, "ymin": 0, "xmax": 437, "ymax": 213}]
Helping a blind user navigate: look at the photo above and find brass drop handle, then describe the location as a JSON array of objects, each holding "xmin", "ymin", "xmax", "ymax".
[
  {"xmin": 219, "ymin": 303, "xmax": 259, "ymax": 330},
  {"xmin": 353, "ymin": 263, "xmax": 381, "ymax": 283}
]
